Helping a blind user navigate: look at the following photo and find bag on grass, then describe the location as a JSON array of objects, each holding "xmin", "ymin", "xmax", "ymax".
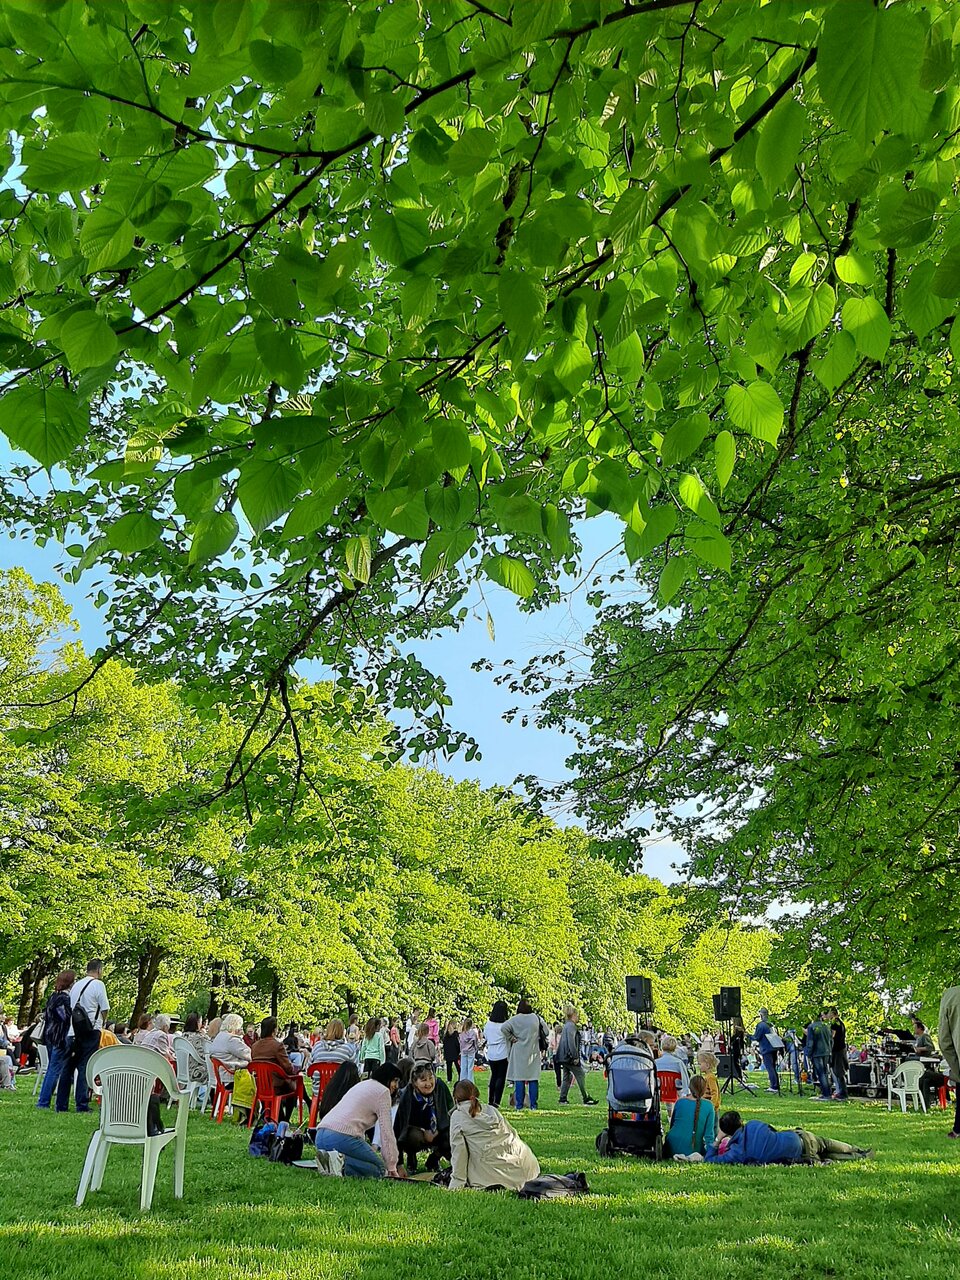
[
  {"xmin": 232, "ymin": 1066, "xmax": 256, "ymax": 1113},
  {"xmin": 249, "ymin": 1121, "xmax": 277, "ymax": 1157},
  {"xmin": 267, "ymin": 1127, "xmax": 305, "ymax": 1164},
  {"xmin": 517, "ymin": 1172, "xmax": 589, "ymax": 1200}
]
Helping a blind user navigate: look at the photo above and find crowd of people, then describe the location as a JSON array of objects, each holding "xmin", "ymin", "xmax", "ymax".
[{"xmin": 5, "ymin": 965, "xmax": 960, "ymax": 1188}]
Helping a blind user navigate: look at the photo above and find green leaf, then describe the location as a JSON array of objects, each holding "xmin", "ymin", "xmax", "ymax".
[
  {"xmin": 553, "ymin": 338, "xmax": 593, "ymax": 395},
  {"xmin": 930, "ymin": 245, "xmax": 960, "ymax": 300},
  {"xmin": 818, "ymin": 0, "xmax": 926, "ymax": 147},
  {"xmin": 104, "ymin": 512, "xmax": 164, "ymax": 554},
  {"xmin": 174, "ymin": 465, "xmax": 223, "ymax": 522},
  {"xmin": 364, "ymin": 91, "xmax": 405, "ymax": 139},
  {"xmin": 499, "ymin": 269, "xmax": 546, "ymax": 346},
  {"xmin": 432, "ymin": 421, "xmax": 473, "ymax": 471},
  {"xmin": 679, "ymin": 473, "xmax": 721, "ymax": 527},
  {"xmin": 661, "ymin": 413, "xmax": 711, "ymax": 467},
  {"xmin": 901, "ymin": 261, "xmax": 952, "ymax": 337},
  {"xmin": 365, "ymin": 488, "xmax": 430, "ymax": 539},
  {"xmin": 0, "ymin": 384, "xmax": 86, "ymax": 467},
  {"xmin": 237, "ymin": 458, "xmax": 301, "ymax": 533},
  {"xmin": 189, "ymin": 511, "xmax": 239, "ymax": 564},
  {"xmin": 490, "ymin": 492, "xmax": 543, "ymax": 536},
  {"xmin": 725, "ymin": 381, "xmax": 785, "ymax": 445},
  {"xmin": 59, "ymin": 310, "xmax": 119, "ymax": 371},
  {"xmin": 841, "ymin": 296, "xmax": 890, "ymax": 361},
  {"xmin": 447, "ymin": 129, "xmax": 496, "ymax": 176},
  {"xmin": 484, "ymin": 553, "xmax": 535, "ymax": 599},
  {"xmin": 687, "ymin": 523, "xmax": 732, "ymax": 573},
  {"xmin": 779, "ymin": 283, "xmax": 836, "ymax": 347},
  {"xmin": 658, "ymin": 555, "xmax": 689, "ymax": 605},
  {"xmin": 249, "ymin": 39, "xmax": 303, "ymax": 84},
  {"xmin": 834, "ymin": 254, "xmax": 875, "ymax": 287},
  {"xmin": 79, "ymin": 205, "xmax": 136, "ymax": 270},
  {"xmin": 756, "ymin": 99, "xmax": 805, "ymax": 192},
  {"xmin": 812, "ymin": 331, "xmax": 858, "ymax": 393},
  {"xmin": 369, "ymin": 209, "xmax": 429, "ymax": 265},
  {"xmin": 345, "ymin": 535, "xmax": 372, "ymax": 584},
  {"xmin": 21, "ymin": 132, "xmax": 103, "ymax": 192},
  {"xmin": 878, "ymin": 187, "xmax": 939, "ymax": 250},
  {"xmin": 635, "ymin": 504, "xmax": 678, "ymax": 555},
  {"xmin": 714, "ymin": 430, "xmax": 736, "ymax": 492},
  {"xmin": 419, "ymin": 527, "xmax": 476, "ymax": 581},
  {"xmin": 424, "ymin": 486, "xmax": 465, "ymax": 528}
]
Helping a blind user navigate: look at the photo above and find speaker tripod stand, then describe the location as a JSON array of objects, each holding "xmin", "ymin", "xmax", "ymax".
[{"xmin": 718, "ymin": 1020, "xmax": 757, "ymax": 1097}]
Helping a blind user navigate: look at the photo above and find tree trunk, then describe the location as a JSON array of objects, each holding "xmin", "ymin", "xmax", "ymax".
[
  {"xmin": 206, "ymin": 960, "xmax": 225, "ymax": 1022},
  {"xmin": 16, "ymin": 966, "xmax": 33, "ymax": 1027},
  {"xmin": 17, "ymin": 955, "xmax": 56, "ymax": 1026},
  {"xmin": 129, "ymin": 945, "xmax": 167, "ymax": 1027},
  {"xmin": 270, "ymin": 971, "xmax": 279, "ymax": 1020}
]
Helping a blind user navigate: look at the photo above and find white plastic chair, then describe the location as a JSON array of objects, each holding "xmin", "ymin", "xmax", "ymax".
[
  {"xmin": 76, "ymin": 1046, "xmax": 189, "ymax": 1211},
  {"xmin": 202, "ymin": 1046, "xmax": 222, "ymax": 1115},
  {"xmin": 887, "ymin": 1060, "xmax": 927, "ymax": 1113},
  {"xmin": 32, "ymin": 1043, "xmax": 49, "ymax": 1097},
  {"xmin": 172, "ymin": 1035, "xmax": 207, "ymax": 1111}
]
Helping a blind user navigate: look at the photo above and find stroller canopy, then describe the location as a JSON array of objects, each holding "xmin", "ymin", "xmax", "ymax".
[{"xmin": 607, "ymin": 1043, "xmax": 657, "ymax": 1110}]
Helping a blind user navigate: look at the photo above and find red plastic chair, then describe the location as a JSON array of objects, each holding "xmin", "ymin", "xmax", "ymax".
[
  {"xmin": 939, "ymin": 1085, "xmax": 950, "ymax": 1110},
  {"xmin": 657, "ymin": 1069, "xmax": 682, "ymax": 1109},
  {"xmin": 247, "ymin": 1061, "xmax": 303, "ymax": 1128},
  {"xmin": 307, "ymin": 1061, "xmax": 340, "ymax": 1127},
  {"xmin": 210, "ymin": 1057, "xmax": 234, "ymax": 1123}
]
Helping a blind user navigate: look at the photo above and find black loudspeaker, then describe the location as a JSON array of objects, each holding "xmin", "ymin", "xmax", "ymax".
[
  {"xmin": 849, "ymin": 1062, "xmax": 872, "ymax": 1087},
  {"xmin": 717, "ymin": 1054, "xmax": 732, "ymax": 1076},
  {"xmin": 712, "ymin": 994, "xmax": 723, "ymax": 1020},
  {"xmin": 626, "ymin": 975, "xmax": 653, "ymax": 1013},
  {"xmin": 719, "ymin": 986, "xmax": 742, "ymax": 1019}
]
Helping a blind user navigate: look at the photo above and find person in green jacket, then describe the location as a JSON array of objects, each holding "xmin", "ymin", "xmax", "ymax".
[{"xmin": 664, "ymin": 1074, "xmax": 717, "ymax": 1157}]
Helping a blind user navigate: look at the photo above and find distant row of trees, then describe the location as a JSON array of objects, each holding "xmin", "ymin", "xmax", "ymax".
[{"xmin": 0, "ymin": 569, "xmax": 798, "ymax": 1032}]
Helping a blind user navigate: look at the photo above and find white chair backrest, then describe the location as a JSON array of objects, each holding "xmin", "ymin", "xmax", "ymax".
[
  {"xmin": 893, "ymin": 1060, "xmax": 924, "ymax": 1090},
  {"xmin": 203, "ymin": 1045, "xmax": 218, "ymax": 1089},
  {"xmin": 172, "ymin": 1034, "xmax": 202, "ymax": 1086},
  {"xmin": 37, "ymin": 1043, "xmax": 49, "ymax": 1071},
  {"xmin": 86, "ymin": 1045, "xmax": 179, "ymax": 1140}
]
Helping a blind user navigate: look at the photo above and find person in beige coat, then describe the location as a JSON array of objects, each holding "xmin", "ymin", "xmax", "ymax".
[
  {"xmin": 938, "ymin": 986, "xmax": 960, "ymax": 1139},
  {"xmin": 448, "ymin": 1081, "xmax": 540, "ymax": 1191}
]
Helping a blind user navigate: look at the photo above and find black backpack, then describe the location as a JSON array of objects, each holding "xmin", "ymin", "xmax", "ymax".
[{"xmin": 70, "ymin": 980, "xmax": 100, "ymax": 1038}]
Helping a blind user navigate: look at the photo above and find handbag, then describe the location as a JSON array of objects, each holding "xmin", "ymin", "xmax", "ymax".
[{"xmin": 267, "ymin": 1122, "xmax": 306, "ymax": 1164}]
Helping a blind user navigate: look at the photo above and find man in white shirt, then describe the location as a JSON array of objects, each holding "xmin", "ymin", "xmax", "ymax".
[{"xmin": 56, "ymin": 959, "xmax": 109, "ymax": 1113}]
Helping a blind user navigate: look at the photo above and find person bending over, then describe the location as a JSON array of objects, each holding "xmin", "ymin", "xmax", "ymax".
[
  {"xmin": 393, "ymin": 1063, "xmax": 453, "ymax": 1173},
  {"xmin": 677, "ymin": 1110, "xmax": 871, "ymax": 1164},
  {"xmin": 448, "ymin": 1081, "xmax": 540, "ymax": 1191},
  {"xmin": 314, "ymin": 1062, "xmax": 407, "ymax": 1178},
  {"xmin": 665, "ymin": 1074, "xmax": 717, "ymax": 1157}
]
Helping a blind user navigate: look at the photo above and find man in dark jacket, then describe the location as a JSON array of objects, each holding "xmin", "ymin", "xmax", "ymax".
[
  {"xmin": 393, "ymin": 1064, "xmax": 453, "ymax": 1172},
  {"xmin": 806, "ymin": 1011, "xmax": 834, "ymax": 1101}
]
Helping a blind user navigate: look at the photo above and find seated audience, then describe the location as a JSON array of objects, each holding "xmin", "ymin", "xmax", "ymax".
[
  {"xmin": 133, "ymin": 1014, "xmax": 153, "ymax": 1044},
  {"xmin": 316, "ymin": 1060, "xmax": 361, "ymax": 1120},
  {"xmin": 250, "ymin": 1016, "xmax": 299, "ymax": 1120},
  {"xmin": 180, "ymin": 1012, "xmax": 210, "ymax": 1083},
  {"xmin": 448, "ymin": 1081, "xmax": 540, "ymax": 1191},
  {"xmin": 139, "ymin": 1013, "xmax": 175, "ymax": 1059},
  {"xmin": 657, "ymin": 1034, "xmax": 691, "ymax": 1104},
  {"xmin": 314, "ymin": 1062, "xmax": 406, "ymax": 1178},
  {"xmin": 113, "ymin": 1021, "xmax": 132, "ymax": 1045},
  {"xmin": 664, "ymin": 1074, "xmax": 717, "ymax": 1157},
  {"xmin": 309, "ymin": 1019, "xmax": 357, "ymax": 1066},
  {"xmin": 393, "ymin": 1064, "xmax": 453, "ymax": 1173},
  {"xmin": 208, "ymin": 1012, "xmax": 251, "ymax": 1085}
]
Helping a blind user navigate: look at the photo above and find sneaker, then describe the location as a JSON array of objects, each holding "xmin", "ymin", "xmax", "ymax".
[
  {"xmin": 583, "ymin": 1097, "xmax": 599, "ymax": 1106},
  {"xmin": 765, "ymin": 1088, "xmax": 780, "ymax": 1094},
  {"xmin": 855, "ymin": 1148, "xmax": 873, "ymax": 1158},
  {"xmin": 947, "ymin": 1131, "xmax": 960, "ymax": 1140},
  {"xmin": 315, "ymin": 1149, "xmax": 345, "ymax": 1176},
  {"xmin": 557, "ymin": 1099, "xmax": 569, "ymax": 1105}
]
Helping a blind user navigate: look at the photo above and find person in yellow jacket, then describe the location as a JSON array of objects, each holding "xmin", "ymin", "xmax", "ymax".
[{"xmin": 938, "ymin": 986, "xmax": 960, "ymax": 1139}]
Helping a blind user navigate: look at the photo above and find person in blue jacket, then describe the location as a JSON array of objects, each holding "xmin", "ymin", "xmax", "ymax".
[
  {"xmin": 752, "ymin": 1008, "xmax": 781, "ymax": 1093},
  {"xmin": 680, "ymin": 1111, "xmax": 872, "ymax": 1164}
]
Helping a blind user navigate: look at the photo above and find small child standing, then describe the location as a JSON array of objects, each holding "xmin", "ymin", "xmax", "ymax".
[
  {"xmin": 459, "ymin": 1018, "xmax": 480, "ymax": 1083},
  {"xmin": 697, "ymin": 1049, "xmax": 721, "ymax": 1115}
]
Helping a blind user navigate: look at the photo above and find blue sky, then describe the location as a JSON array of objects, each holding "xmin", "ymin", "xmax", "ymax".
[{"xmin": 0, "ymin": 513, "xmax": 685, "ymax": 882}]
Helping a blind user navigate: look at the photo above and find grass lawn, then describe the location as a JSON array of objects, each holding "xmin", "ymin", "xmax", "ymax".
[{"xmin": 3, "ymin": 1070, "xmax": 958, "ymax": 1280}]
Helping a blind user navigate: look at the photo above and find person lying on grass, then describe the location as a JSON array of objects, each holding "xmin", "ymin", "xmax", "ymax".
[
  {"xmin": 448, "ymin": 1081, "xmax": 540, "ymax": 1191},
  {"xmin": 314, "ymin": 1061, "xmax": 408, "ymax": 1179},
  {"xmin": 674, "ymin": 1110, "xmax": 872, "ymax": 1164}
]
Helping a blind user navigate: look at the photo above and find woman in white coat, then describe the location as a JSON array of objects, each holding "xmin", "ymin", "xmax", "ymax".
[
  {"xmin": 448, "ymin": 1081, "xmax": 540, "ymax": 1191},
  {"xmin": 500, "ymin": 998, "xmax": 548, "ymax": 1110}
]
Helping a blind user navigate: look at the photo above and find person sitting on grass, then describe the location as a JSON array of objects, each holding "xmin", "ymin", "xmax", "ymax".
[
  {"xmin": 314, "ymin": 1062, "xmax": 407, "ymax": 1178},
  {"xmin": 675, "ymin": 1110, "xmax": 871, "ymax": 1164},
  {"xmin": 664, "ymin": 1074, "xmax": 717, "ymax": 1157},
  {"xmin": 448, "ymin": 1080, "xmax": 540, "ymax": 1191},
  {"xmin": 393, "ymin": 1063, "xmax": 454, "ymax": 1173},
  {"xmin": 696, "ymin": 1050, "xmax": 721, "ymax": 1114}
]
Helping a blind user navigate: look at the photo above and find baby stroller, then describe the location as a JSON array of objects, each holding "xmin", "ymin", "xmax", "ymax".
[{"xmin": 596, "ymin": 1041, "xmax": 663, "ymax": 1160}]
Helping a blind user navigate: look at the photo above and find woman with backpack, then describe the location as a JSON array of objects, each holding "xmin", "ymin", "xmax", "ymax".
[{"xmin": 35, "ymin": 970, "xmax": 76, "ymax": 1109}]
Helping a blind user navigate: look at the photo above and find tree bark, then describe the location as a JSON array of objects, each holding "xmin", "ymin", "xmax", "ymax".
[
  {"xmin": 130, "ymin": 945, "xmax": 167, "ymax": 1027},
  {"xmin": 270, "ymin": 971, "xmax": 279, "ymax": 1020},
  {"xmin": 17, "ymin": 955, "xmax": 56, "ymax": 1026}
]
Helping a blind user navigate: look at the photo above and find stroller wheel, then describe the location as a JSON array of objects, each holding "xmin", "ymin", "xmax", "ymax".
[
  {"xmin": 596, "ymin": 1130, "xmax": 611, "ymax": 1156},
  {"xmin": 653, "ymin": 1135, "xmax": 664, "ymax": 1162}
]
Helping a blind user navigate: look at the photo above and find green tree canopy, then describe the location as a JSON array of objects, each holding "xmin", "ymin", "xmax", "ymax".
[{"xmin": 1, "ymin": 0, "xmax": 956, "ymax": 785}]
